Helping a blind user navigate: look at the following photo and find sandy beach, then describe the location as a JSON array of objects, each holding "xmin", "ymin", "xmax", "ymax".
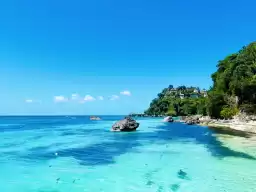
[{"xmin": 199, "ymin": 115, "xmax": 256, "ymax": 134}]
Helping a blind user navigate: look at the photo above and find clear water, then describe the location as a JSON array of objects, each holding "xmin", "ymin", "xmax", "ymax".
[{"xmin": 0, "ymin": 116, "xmax": 256, "ymax": 192}]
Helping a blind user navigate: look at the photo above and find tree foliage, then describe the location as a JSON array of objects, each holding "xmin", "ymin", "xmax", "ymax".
[
  {"xmin": 220, "ymin": 106, "xmax": 239, "ymax": 119},
  {"xmin": 208, "ymin": 41, "xmax": 256, "ymax": 118},
  {"xmin": 145, "ymin": 41, "xmax": 256, "ymax": 119},
  {"xmin": 144, "ymin": 86, "xmax": 207, "ymax": 116}
]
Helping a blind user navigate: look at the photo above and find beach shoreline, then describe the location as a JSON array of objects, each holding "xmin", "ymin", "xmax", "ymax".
[
  {"xmin": 199, "ymin": 114, "xmax": 256, "ymax": 134},
  {"xmin": 174, "ymin": 115, "xmax": 256, "ymax": 134},
  {"xmin": 200, "ymin": 120, "xmax": 256, "ymax": 134}
]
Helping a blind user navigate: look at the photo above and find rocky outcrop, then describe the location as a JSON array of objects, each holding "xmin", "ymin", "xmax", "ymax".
[
  {"xmin": 90, "ymin": 116, "xmax": 101, "ymax": 120},
  {"xmin": 234, "ymin": 113, "xmax": 256, "ymax": 122},
  {"xmin": 111, "ymin": 117, "xmax": 140, "ymax": 132},
  {"xmin": 163, "ymin": 116, "xmax": 174, "ymax": 122},
  {"xmin": 130, "ymin": 113, "xmax": 149, "ymax": 117},
  {"xmin": 184, "ymin": 116, "xmax": 200, "ymax": 125}
]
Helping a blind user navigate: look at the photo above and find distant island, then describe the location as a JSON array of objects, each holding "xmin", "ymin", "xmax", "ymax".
[{"xmin": 144, "ymin": 41, "xmax": 256, "ymax": 120}]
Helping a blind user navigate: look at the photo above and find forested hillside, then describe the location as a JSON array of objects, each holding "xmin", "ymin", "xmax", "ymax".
[{"xmin": 145, "ymin": 42, "xmax": 256, "ymax": 119}]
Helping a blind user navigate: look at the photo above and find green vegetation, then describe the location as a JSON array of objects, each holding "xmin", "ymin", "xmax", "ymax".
[
  {"xmin": 220, "ymin": 106, "xmax": 239, "ymax": 119},
  {"xmin": 145, "ymin": 41, "xmax": 256, "ymax": 119},
  {"xmin": 144, "ymin": 86, "xmax": 208, "ymax": 116}
]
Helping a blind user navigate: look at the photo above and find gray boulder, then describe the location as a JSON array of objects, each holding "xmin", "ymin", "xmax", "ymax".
[
  {"xmin": 112, "ymin": 116, "xmax": 139, "ymax": 132},
  {"xmin": 185, "ymin": 116, "xmax": 200, "ymax": 125},
  {"xmin": 163, "ymin": 116, "xmax": 174, "ymax": 122}
]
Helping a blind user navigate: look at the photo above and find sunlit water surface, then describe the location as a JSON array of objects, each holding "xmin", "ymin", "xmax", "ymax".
[{"xmin": 0, "ymin": 116, "xmax": 256, "ymax": 192}]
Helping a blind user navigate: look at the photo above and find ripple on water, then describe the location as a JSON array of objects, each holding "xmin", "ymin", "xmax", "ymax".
[{"xmin": 0, "ymin": 116, "xmax": 255, "ymax": 192}]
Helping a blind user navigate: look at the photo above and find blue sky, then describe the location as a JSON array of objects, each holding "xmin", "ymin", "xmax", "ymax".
[{"xmin": 0, "ymin": 0, "xmax": 255, "ymax": 115}]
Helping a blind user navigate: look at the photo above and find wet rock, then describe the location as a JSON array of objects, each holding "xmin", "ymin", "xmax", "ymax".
[
  {"xmin": 111, "ymin": 116, "xmax": 139, "ymax": 132},
  {"xmin": 163, "ymin": 116, "xmax": 174, "ymax": 122},
  {"xmin": 185, "ymin": 116, "xmax": 200, "ymax": 125},
  {"xmin": 90, "ymin": 116, "xmax": 101, "ymax": 120}
]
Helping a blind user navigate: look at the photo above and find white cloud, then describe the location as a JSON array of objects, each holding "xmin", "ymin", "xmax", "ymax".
[
  {"xmin": 98, "ymin": 96, "xmax": 104, "ymax": 100},
  {"xmin": 25, "ymin": 99, "xmax": 42, "ymax": 103},
  {"xmin": 109, "ymin": 95, "xmax": 119, "ymax": 100},
  {"xmin": 83, "ymin": 95, "xmax": 96, "ymax": 102},
  {"xmin": 25, "ymin": 99, "xmax": 33, "ymax": 103},
  {"xmin": 54, "ymin": 95, "xmax": 68, "ymax": 102},
  {"xmin": 71, "ymin": 93, "xmax": 80, "ymax": 100},
  {"xmin": 120, "ymin": 90, "xmax": 131, "ymax": 96}
]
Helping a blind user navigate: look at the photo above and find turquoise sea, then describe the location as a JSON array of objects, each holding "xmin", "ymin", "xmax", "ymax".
[{"xmin": 0, "ymin": 116, "xmax": 256, "ymax": 192}]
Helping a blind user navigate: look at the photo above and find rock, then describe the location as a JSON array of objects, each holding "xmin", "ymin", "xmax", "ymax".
[
  {"xmin": 177, "ymin": 169, "xmax": 189, "ymax": 180},
  {"xmin": 186, "ymin": 120, "xmax": 194, "ymax": 125},
  {"xmin": 170, "ymin": 184, "xmax": 180, "ymax": 192},
  {"xmin": 90, "ymin": 116, "xmax": 101, "ymax": 120},
  {"xmin": 184, "ymin": 116, "xmax": 200, "ymax": 125},
  {"xmin": 199, "ymin": 116, "xmax": 211, "ymax": 124},
  {"xmin": 163, "ymin": 116, "xmax": 174, "ymax": 122},
  {"xmin": 111, "ymin": 116, "xmax": 140, "ymax": 132},
  {"xmin": 129, "ymin": 113, "xmax": 148, "ymax": 117}
]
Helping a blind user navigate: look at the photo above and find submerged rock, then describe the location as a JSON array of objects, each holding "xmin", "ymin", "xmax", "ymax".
[
  {"xmin": 178, "ymin": 169, "xmax": 187, "ymax": 178},
  {"xmin": 170, "ymin": 184, "xmax": 180, "ymax": 192},
  {"xmin": 177, "ymin": 169, "xmax": 190, "ymax": 180},
  {"xmin": 111, "ymin": 116, "xmax": 139, "ymax": 132},
  {"xmin": 146, "ymin": 180, "xmax": 154, "ymax": 186}
]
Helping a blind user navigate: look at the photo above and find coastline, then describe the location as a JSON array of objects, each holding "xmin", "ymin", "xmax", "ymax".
[
  {"xmin": 200, "ymin": 120, "xmax": 256, "ymax": 134},
  {"xmin": 174, "ymin": 115, "xmax": 256, "ymax": 134},
  {"xmin": 133, "ymin": 114, "xmax": 256, "ymax": 134}
]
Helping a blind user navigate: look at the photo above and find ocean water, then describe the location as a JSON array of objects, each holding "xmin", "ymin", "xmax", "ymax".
[{"xmin": 0, "ymin": 116, "xmax": 256, "ymax": 192}]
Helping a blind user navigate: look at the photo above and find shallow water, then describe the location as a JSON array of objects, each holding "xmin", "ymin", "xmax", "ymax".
[{"xmin": 0, "ymin": 116, "xmax": 256, "ymax": 192}]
